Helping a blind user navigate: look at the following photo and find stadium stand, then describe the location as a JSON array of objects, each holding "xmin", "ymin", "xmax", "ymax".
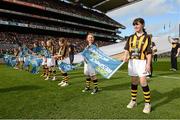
[
  {"xmin": 0, "ymin": 0, "xmax": 127, "ymax": 58},
  {"xmin": 18, "ymin": 0, "xmax": 122, "ymax": 26},
  {"xmin": 0, "ymin": 32, "xmax": 115, "ymax": 56}
]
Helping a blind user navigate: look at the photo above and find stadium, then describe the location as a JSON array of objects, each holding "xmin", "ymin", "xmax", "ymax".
[{"xmin": 0, "ymin": 0, "xmax": 180, "ymax": 119}]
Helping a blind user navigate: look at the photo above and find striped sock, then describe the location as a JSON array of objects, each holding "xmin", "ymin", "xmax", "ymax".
[
  {"xmin": 86, "ymin": 78, "xmax": 91, "ymax": 88},
  {"xmin": 42, "ymin": 66, "xmax": 46, "ymax": 75},
  {"xmin": 48, "ymin": 70, "xmax": 52, "ymax": 77},
  {"xmin": 92, "ymin": 79, "xmax": 98, "ymax": 88},
  {"xmin": 63, "ymin": 73, "xmax": 68, "ymax": 83},
  {"xmin": 142, "ymin": 85, "xmax": 151, "ymax": 103},
  {"xmin": 131, "ymin": 84, "xmax": 138, "ymax": 101},
  {"xmin": 45, "ymin": 68, "xmax": 48, "ymax": 76},
  {"xmin": 53, "ymin": 70, "xmax": 56, "ymax": 76}
]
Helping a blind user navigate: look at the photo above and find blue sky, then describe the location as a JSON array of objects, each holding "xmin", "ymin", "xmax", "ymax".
[{"xmin": 107, "ymin": 0, "xmax": 180, "ymax": 37}]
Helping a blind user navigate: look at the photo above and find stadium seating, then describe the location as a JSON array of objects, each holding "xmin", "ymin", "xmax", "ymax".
[
  {"xmin": 0, "ymin": 32, "xmax": 115, "ymax": 56},
  {"xmin": 19, "ymin": 0, "xmax": 119, "ymax": 26}
]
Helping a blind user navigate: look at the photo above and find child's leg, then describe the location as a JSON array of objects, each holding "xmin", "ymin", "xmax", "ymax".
[
  {"xmin": 131, "ymin": 76, "xmax": 139, "ymax": 102},
  {"xmin": 45, "ymin": 67, "xmax": 52, "ymax": 80},
  {"xmin": 140, "ymin": 77, "xmax": 151, "ymax": 104},
  {"xmin": 48, "ymin": 67, "xmax": 52, "ymax": 77},
  {"xmin": 91, "ymin": 75, "xmax": 98, "ymax": 88},
  {"xmin": 44, "ymin": 65, "xmax": 48, "ymax": 77},
  {"xmin": 62, "ymin": 72, "xmax": 68, "ymax": 83},
  {"xmin": 127, "ymin": 76, "xmax": 139, "ymax": 109},
  {"xmin": 85, "ymin": 76, "xmax": 91, "ymax": 88},
  {"xmin": 20, "ymin": 61, "xmax": 24, "ymax": 70},
  {"xmin": 140, "ymin": 76, "xmax": 151, "ymax": 114},
  {"xmin": 15, "ymin": 60, "xmax": 20, "ymax": 69},
  {"xmin": 90, "ymin": 75, "xmax": 98, "ymax": 94},
  {"xmin": 59, "ymin": 72, "xmax": 69, "ymax": 87},
  {"xmin": 127, "ymin": 76, "xmax": 139, "ymax": 108},
  {"xmin": 52, "ymin": 66, "xmax": 56, "ymax": 80},
  {"xmin": 82, "ymin": 76, "xmax": 91, "ymax": 92},
  {"xmin": 41, "ymin": 65, "xmax": 46, "ymax": 76}
]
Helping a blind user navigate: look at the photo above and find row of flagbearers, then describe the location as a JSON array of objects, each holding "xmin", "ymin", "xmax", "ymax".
[
  {"xmin": 4, "ymin": 38, "xmax": 70, "ymax": 86},
  {"xmin": 4, "ymin": 18, "xmax": 180, "ymax": 114},
  {"xmin": 4, "ymin": 34, "xmax": 99, "ymax": 92},
  {"xmin": 3, "ymin": 18, "xmax": 152, "ymax": 114}
]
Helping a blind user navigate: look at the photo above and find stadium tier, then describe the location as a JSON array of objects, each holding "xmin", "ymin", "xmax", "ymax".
[{"xmin": 0, "ymin": 0, "xmax": 125, "ymax": 41}]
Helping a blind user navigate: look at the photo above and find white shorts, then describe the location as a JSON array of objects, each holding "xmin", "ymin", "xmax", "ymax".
[
  {"xmin": 42, "ymin": 57, "xmax": 47, "ymax": 66},
  {"xmin": 128, "ymin": 59, "xmax": 149, "ymax": 77},
  {"xmin": 23, "ymin": 57, "xmax": 26, "ymax": 62},
  {"xmin": 47, "ymin": 58, "xmax": 55, "ymax": 67},
  {"xmin": 84, "ymin": 62, "xmax": 96, "ymax": 76},
  {"xmin": 18, "ymin": 57, "xmax": 24, "ymax": 62}
]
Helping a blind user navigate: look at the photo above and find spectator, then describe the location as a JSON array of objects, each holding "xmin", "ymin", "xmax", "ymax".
[{"xmin": 168, "ymin": 36, "xmax": 180, "ymax": 71}]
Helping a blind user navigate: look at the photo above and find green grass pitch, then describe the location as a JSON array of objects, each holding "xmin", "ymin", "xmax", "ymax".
[{"xmin": 0, "ymin": 58, "xmax": 180, "ymax": 119}]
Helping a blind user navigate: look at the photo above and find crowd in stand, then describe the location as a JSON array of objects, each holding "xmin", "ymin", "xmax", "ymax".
[
  {"xmin": 0, "ymin": 16, "xmax": 114, "ymax": 36},
  {"xmin": 0, "ymin": 32, "xmax": 115, "ymax": 57},
  {"xmin": 19, "ymin": 0, "xmax": 118, "ymax": 25},
  {"xmin": 0, "ymin": 0, "xmax": 121, "ymax": 57}
]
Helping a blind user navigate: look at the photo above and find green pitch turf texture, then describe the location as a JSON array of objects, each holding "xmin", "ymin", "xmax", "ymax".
[{"xmin": 0, "ymin": 58, "xmax": 180, "ymax": 119}]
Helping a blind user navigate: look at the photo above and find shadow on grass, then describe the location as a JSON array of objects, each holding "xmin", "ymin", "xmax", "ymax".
[
  {"xmin": 152, "ymin": 88, "xmax": 180, "ymax": 110},
  {"xmin": 101, "ymin": 82, "xmax": 130, "ymax": 91},
  {"xmin": 0, "ymin": 85, "xmax": 42, "ymax": 93},
  {"xmin": 137, "ymin": 88, "xmax": 180, "ymax": 111}
]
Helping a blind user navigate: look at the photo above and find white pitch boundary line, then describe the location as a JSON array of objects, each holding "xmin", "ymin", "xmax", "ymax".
[
  {"xmin": 117, "ymin": 71, "xmax": 180, "ymax": 80},
  {"xmin": 160, "ymin": 76, "xmax": 180, "ymax": 80},
  {"xmin": 75, "ymin": 68, "xmax": 180, "ymax": 80}
]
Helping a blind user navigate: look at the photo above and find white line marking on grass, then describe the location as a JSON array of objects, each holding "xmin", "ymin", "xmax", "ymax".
[
  {"xmin": 160, "ymin": 76, "xmax": 180, "ymax": 80},
  {"xmin": 118, "ymin": 71, "xmax": 180, "ymax": 80}
]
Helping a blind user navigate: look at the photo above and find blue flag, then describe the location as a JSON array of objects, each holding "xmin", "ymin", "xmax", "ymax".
[
  {"xmin": 29, "ymin": 55, "xmax": 43, "ymax": 74},
  {"xmin": 57, "ymin": 61, "xmax": 82, "ymax": 72},
  {"xmin": 3, "ymin": 53, "xmax": 42, "ymax": 74},
  {"xmin": 81, "ymin": 45, "xmax": 124, "ymax": 79},
  {"xmin": 24, "ymin": 56, "xmax": 31, "ymax": 68},
  {"xmin": 4, "ymin": 54, "xmax": 17, "ymax": 67},
  {"xmin": 3, "ymin": 54, "xmax": 9, "ymax": 64}
]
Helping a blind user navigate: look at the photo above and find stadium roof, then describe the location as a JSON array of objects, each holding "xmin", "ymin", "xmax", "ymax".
[{"xmin": 68, "ymin": 0, "xmax": 142, "ymax": 13}]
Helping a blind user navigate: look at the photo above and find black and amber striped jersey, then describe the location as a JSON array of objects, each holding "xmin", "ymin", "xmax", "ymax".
[
  {"xmin": 58, "ymin": 46, "xmax": 69, "ymax": 59},
  {"xmin": 124, "ymin": 33, "xmax": 152, "ymax": 60}
]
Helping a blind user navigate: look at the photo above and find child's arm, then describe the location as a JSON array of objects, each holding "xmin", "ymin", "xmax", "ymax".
[
  {"xmin": 123, "ymin": 50, "xmax": 129, "ymax": 62},
  {"xmin": 176, "ymin": 48, "xmax": 180, "ymax": 57},
  {"xmin": 123, "ymin": 37, "xmax": 130, "ymax": 62}
]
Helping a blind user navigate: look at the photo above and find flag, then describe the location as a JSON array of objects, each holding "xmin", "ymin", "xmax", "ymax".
[
  {"xmin": 30, "ymin": 55, "xmax": 42, "ymax": 74},
  {"xmin": 24, "ymin": 56, "xmax": 30, "ymax": 67},
  {"xmin": 81, "ymin": 45, "xmax": 124, "ymax": 79},
  {"xmin": 3, "ymin": 54, "xmax": 17, "ymax": 67},
  {"xmin": 57, "ymin": 61, "xmax": 82, "ymax": 72}
]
